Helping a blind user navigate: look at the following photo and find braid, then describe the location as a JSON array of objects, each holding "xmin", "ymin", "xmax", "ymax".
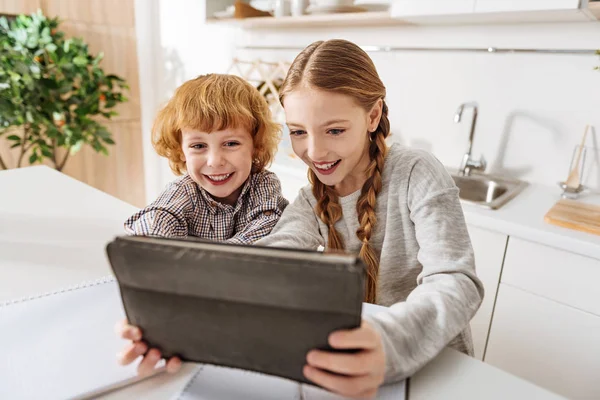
[
  {"xmin": 356, "ymin": 101, "xmax": 390, "ymax": 303},
  {"xmin": 309, "ymin": 170, "xmax": 345, "ymax": 250}
]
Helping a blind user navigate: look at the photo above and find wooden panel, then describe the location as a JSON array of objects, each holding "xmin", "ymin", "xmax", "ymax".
[
  {"xmin": 0, "ymin": 0, "xmax": 41, "ymax": 15},
  {"xmin": 42, "ymin": 0, "xmax": 134, "ymax": 27},
  {"xmin": 502, "ymin": 237, "xmax": 600, "ymax": 316},
  {"xmin": 61, "ymin": 120, "xmax": 145, "ymax": 208},
  {"xmin": 59, "ymin": 22, "xmax": 140, "ymax": 122},
  {"xmin": 486, "ymin": 284, "xmax": 600, "ymax": 399},
  {"xmin": 544, "ymin": 198, "xmax": 600, "ymax": 236}
]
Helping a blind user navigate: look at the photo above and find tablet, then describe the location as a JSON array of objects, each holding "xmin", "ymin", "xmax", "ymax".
[{"xmin": 106, "ymin": 235, "xmax": 365, "ymax": 384}]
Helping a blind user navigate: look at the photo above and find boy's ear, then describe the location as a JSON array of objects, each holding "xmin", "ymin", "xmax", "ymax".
[{"xmin": 179, "ymin": 152, "xmax": 186, "ymax": 162}]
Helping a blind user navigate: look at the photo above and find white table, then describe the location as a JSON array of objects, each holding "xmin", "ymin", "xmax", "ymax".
[{"xmin": 0, "ymin": 166, "xmax": 565, "ymax": 400}]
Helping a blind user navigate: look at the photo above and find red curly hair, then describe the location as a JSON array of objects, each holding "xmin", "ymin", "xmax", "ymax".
[{"xmin": 152, "ymin": 74, "xmax": 281, "ymax": 175}]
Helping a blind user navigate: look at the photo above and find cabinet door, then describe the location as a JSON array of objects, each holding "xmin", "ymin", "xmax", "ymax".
[
  {"xmin": 467, "ymin": 226, "xmax": 507, "ymax": 360},
  {"xmin": 391, "ymin": 0, "xmax": 476, "ymax": 17},
  {"xmin": 502, "ymin": 237, "xmax": 600, "ymax": 317},
  {"xmin": 474, "ymin": 0, "xmax": 581, "ymax": 13},
  {"xmin": 486, "ymin": 284, "xmax": 600, "ymax": 399}
]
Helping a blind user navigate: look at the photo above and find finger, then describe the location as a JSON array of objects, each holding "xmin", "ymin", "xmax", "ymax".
[
  {"xmin": 303, "ymin": 365, "xmax": 383, "ymax": 398},
  {"xmin": 137, "ymin": 348, "xmax": 162, "ymax": 377},
  {"xmin": 116, "ymin": 320, "xmax": 142, "ymax": 341},
  {"xmin": 329, "ymin": 322, "xmax": 378, "ymax": 350},
  {"xmin": 306, "ymin": 349, "xmax": 375, "ymax": 376},
  {"xmin": 117, "ymin": 341, "xmax": 148, "ymax": 366},
  {"xmin": 166, "ymin": 357, "xmax": 183, "ymax": 374}
]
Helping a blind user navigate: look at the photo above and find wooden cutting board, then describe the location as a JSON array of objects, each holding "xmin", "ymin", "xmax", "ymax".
[{"xmin": 544, "ymin": 198, "xmax": 600, "ymax": 236}]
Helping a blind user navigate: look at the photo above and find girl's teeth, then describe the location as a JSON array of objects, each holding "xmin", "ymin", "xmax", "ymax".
[
  {"xmin": 208, "ymin": 173, "xmax": 231, "ymax": 181},
  {"xmin": 316, "ymin": 161, "xmax": 337, "ymax": 170}
]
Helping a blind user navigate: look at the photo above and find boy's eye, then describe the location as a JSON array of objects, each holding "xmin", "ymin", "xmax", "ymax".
[
  {"xmin": 290, "ymin": 130, "xmax": 306, "ymax": 136},
  {"xmin": 190, "ymin": 143, "xmax": 206, "ymax": 149},
  {"xmin": 328, "ymin": 129, "xmax": 345, "ymax": 136},
  {"xmin": 224, "ymin": 141, "xmax": 240, "ymax": 147}
]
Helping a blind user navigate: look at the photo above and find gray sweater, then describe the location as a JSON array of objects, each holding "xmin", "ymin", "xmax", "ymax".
[{"xmin": 256, "ymin": 143, "xmax": 484, "ymax": 383}]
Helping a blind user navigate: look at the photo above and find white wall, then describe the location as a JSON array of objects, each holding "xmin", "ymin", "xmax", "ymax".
[{"xmin": 137, "ymin": 4, "xmax": 600, "ymax": 202}]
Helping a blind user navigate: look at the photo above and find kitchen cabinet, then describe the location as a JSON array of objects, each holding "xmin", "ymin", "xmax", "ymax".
[
  {"xmin": 390, "ymin": 0, "xmax": 476, "ymax": 17},
  {"xmin": 484, "ymin": 237, "xmax": 600, "ymax": 398},
  {"xmin": 475, "ymin": 0, "xmax": 584, "ymax": 13},
  {"xmin": 501, "ymin": 237, "xmax": 600, "ymax": 317},
  {"xmin": 467, "ymin": 225, "xmax": 508, "ymax": 360},
  {"xmin": 485, "ymin": 283, "xmax": 600, "ymax": 399},
  {"xmin": 390, "ymin": 0, "xmax": 595, "ymax": 22}
]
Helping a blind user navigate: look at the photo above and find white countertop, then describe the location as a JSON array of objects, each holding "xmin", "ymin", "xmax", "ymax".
[
  {"xmin": 460, "ymin": 182, "xmax": 600, "ymax": 260},
  {"xmin": 0, "ymin": 166, "xmax": 565, "ymax": 399}
]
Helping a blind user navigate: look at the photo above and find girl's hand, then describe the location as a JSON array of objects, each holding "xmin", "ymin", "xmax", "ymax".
[
  {"xmin": 115, "ymin": 319, "xmax": 182, "ymax": 377},
  {"xmin": 304, "ymin": 320, "xmax": 386, "ymax": 399}
]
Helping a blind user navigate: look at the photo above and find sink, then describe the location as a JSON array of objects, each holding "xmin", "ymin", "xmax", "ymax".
[{"xmin": 450, "ymin": 172, "xmax": 528, "ymax": 210}]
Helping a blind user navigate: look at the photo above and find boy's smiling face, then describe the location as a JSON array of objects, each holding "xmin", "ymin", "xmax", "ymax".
[{"xmin": 180, "ymin": 127, "xmax": 254, "ymax": 206}]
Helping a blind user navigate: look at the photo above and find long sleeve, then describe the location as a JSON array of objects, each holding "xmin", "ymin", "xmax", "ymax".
[
  {"xmin": 226, "ymin": 171, "xmax": 289, "ymax": 245},
  {"xmin": 124, "ymin": 177, "xmax": 197, "ymax": 238},
  {"xmin": 364, "ymin": 152, "xmax": 484, "ymax": 383},
  {"xmin": 254, "ymin": 188, "xmax": 324, "ymax": 250}
]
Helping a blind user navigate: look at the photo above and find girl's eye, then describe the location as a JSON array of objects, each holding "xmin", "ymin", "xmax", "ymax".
[
  {"xmin": 290, "ymin": 130, "xmax": 306, "ymax": 136},
  {"xmin": 190, "ymin": 144, "xmax": 206, "ymax": 149},
  {"xmin": 224, "ymin": 141, "xmax": 240, "ymax": 147},
  {"xmin": 328, "ymin": 129, "xmax": 345, "ymax": 136}
]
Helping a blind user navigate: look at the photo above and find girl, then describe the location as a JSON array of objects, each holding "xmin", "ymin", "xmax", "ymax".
[
  {"xmin": 118, "ymin": 41, "xmax": 483, "ymax": 399},
  {"xmin": 124, "ymin": 74, "xmax": 288, "ymax": 243}
]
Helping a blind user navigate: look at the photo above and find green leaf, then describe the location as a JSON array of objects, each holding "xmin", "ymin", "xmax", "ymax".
[
  {"xmin": 73, "ymin": 56, "xmax": 87, "ymax": 67},
  {"xmin": 7, "ymin": 134, "xmax": 20, "ymax": 141},
  {"xmin": 70, "ymin": 140, "xmax": 83, "ymax": 154},
  {"xmin": 29, "ymin": 152, "xmax": 38, "ymax": 164},
  {"xmin": 41, "ymin": 146, "xmax": 53, "ymax": 157},
  {"xmin": 102, "ymin": 137, "xmax": 115, "ymax": 145},
  {"xmin": 45, "ymin": 43, "xmax": 57, "ymax": 53}
]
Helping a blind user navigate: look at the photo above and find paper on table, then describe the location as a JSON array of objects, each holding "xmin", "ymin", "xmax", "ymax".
[{"xmin": 0, "ymin": 279, "xmax": 144, "ymax": 400}]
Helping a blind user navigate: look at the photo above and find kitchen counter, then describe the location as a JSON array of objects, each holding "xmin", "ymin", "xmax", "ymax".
[{"xmin": 460, "ymin": 182, "xmax": 600, "ymax": 260}]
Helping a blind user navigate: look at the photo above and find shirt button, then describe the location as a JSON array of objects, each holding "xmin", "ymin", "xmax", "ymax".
[
  {"xmin": 264, "ymin": 211, "xmax": 273, "ymax": 216},
  {"xmin": 210, "ymin": 201, "xmax": 217, "ymax": 206}
]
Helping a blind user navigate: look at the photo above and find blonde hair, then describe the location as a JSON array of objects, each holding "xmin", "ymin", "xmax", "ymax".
[
  {"xmin": 152, "ymin": 74, "xmax": 281, "ymax": 175},
  {"xmin": 280, "ymin": 40, "xmax": 391, "ymax": 303}
]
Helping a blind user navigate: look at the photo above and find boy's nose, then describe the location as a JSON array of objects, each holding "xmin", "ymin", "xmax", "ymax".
[{"xmin": 206, "ymin": 150, "xmax": 225, "ymax": 167}]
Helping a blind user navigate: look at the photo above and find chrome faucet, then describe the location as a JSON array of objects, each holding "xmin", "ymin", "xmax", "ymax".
[{"xmin": 454, "ymin": 102, "xmax": 486, "ymax": 176}]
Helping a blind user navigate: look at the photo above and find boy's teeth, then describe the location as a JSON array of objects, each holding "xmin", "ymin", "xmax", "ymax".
[{"xmin": 208, "ymin": 173, "xmax": 231, "ymax": 181}]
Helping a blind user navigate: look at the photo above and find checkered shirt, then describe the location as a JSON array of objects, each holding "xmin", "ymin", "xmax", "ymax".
[{"xmin": 124, "ymin": 170, "xmax": 289, "ymax": 244}]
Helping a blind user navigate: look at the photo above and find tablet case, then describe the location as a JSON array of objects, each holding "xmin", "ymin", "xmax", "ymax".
[{"xmin": 106, "ymin": 236, "xmax": 365, "ymax": 384}]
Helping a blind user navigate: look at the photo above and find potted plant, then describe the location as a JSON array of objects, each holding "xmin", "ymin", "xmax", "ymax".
[{"xmin": 0, "ymin": 10, "xmax": 128, "ymax": 171}]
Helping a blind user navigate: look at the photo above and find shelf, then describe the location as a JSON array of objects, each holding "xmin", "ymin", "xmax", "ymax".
[
  {"xmin": 207, "ymin": 11, "xmax": 410, "ymax": 29},
  {"xmin": 208, "ymin": 4, "xmax": 600, "ymax": 29}
]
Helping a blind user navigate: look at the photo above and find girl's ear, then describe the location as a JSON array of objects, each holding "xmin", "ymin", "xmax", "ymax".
[{"xmin": 368, "ymin": 99, "xmax": 383, "ymax": 132}]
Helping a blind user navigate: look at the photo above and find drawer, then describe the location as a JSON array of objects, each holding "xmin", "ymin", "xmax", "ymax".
[{"xmin": 501, "ymin": 237, "xmax": 600, "ymax": 316}]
